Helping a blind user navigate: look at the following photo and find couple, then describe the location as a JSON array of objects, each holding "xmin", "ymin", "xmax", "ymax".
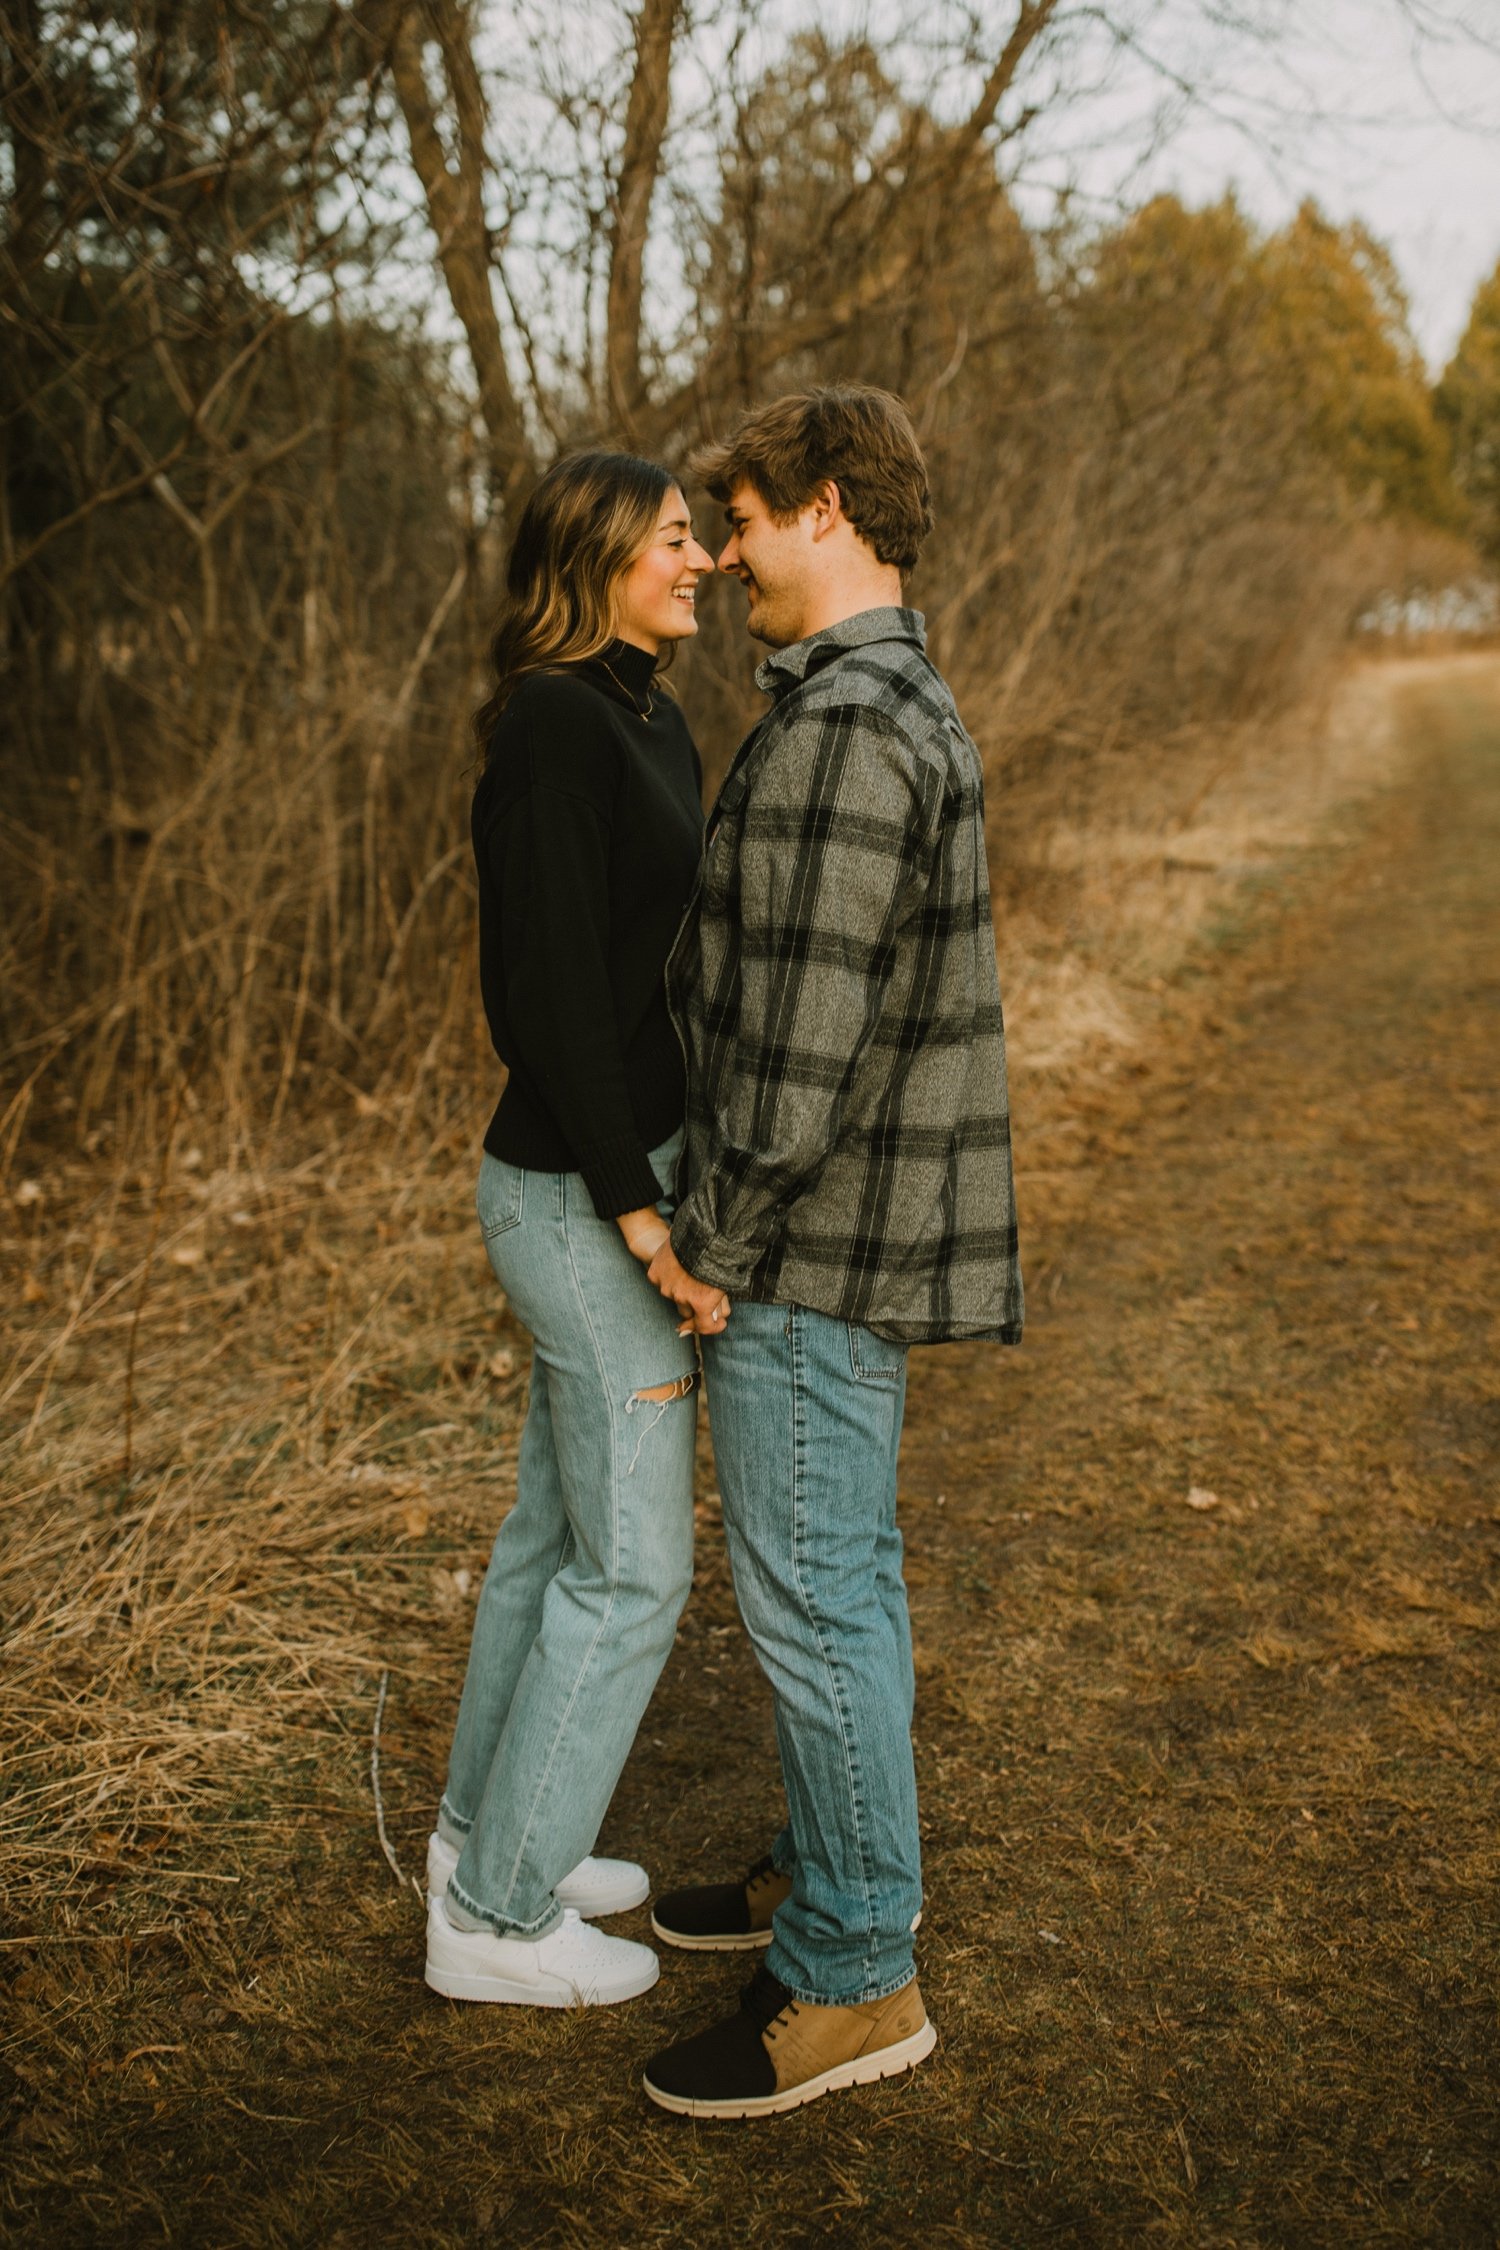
[{"xmin": 423, "ymin": 384, "xmax": 1023, "ymax": 2121}]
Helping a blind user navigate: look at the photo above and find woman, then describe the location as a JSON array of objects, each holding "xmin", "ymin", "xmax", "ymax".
[{"xmin": 424, "ymin": 452, "xmax": 721, "ymax": 2009}]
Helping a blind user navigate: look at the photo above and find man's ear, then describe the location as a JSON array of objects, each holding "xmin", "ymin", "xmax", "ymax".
[{"xmin": 809, "ymin": 479, "xmax": 844, "ymax": 541}]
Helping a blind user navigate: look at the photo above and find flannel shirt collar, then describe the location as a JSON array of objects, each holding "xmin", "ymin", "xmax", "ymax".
[{"xmin": 753, "ymin": 606, "xmax": 926, "ymax": 700}]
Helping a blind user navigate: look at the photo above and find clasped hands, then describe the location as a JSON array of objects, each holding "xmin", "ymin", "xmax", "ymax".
[{"xmin": 616, "ymin": 1208, "xmax": 731, "ymax": 1337}]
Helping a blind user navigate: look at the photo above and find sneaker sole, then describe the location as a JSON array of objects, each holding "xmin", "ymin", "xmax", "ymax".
[
  {"xmin": 649, "ymin": 1918, "xmax": 774, "ymax": 1952},
  {"xmin": 642, "ymin": 2019, "xmax": 937, "ymax": 2118},
  {"xmin": 425, "ymin": 1955, "xmax": 660, "ymax": 2008}
]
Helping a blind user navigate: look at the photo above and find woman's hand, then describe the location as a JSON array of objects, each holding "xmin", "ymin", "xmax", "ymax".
[
  {"xmin": 617, "ymin": 1206, "xmax": 672, "ymax": 1265},
  {"xmin": 647, "ymin": 1238, "xmax": 731, "ymax": 1337}
]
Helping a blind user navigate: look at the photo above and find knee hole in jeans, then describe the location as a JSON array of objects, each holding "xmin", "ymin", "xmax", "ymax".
[
  {"xmin": 623, "ymin": 1371, "xmax": 697, "ymax": 1474},
  {"xmin": 630, "ymin": 1373, "xmax": 698, "ymax": 1406}
]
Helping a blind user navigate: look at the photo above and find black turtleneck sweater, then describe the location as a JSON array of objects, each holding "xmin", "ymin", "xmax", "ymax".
[{"xmin": 472, "ymin": 639, "xmax": 704, "ymax": 1218}]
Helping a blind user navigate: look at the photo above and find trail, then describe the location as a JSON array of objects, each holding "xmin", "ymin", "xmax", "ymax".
[
  {"xmin": 625, "ymin": 657, "xmax": 1500, "ymax": 2244},
  {"xmin": 6, "ymin": 662, "xmax": 1497, "ymax": 2247}
]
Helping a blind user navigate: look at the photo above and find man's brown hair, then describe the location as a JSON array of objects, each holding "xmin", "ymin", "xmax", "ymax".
[{"xmin": 690, "ymin": 384, "xmax": 934, "ymax": 574}]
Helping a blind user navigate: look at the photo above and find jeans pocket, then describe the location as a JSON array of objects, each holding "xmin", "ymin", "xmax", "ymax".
[
  {"xmin": 848, "ymin": 1322, "xmax": 907, "ymax": 1384},
  {"xmin": 476, "ymin": 1154, "xmax": 524, "ymax": 1240}
]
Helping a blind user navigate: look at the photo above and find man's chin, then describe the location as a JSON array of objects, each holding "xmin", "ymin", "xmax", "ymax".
[{"xmin": 744, "ymin": 596, "xmax": 795, "ymax": 649}]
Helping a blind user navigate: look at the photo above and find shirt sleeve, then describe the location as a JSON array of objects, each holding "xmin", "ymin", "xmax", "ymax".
[
  {"xmin": 486, "ymin": 776, "xmax": 665, "ymax": 1220},
  {"xmin": 669, "ymin": 707, "xmax": 936, "ymax": 1289}
]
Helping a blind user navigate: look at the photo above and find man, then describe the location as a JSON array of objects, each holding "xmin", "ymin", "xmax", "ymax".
[{"xmin": 643, "ymin": 384, "xmax": 1023, "ymax": 2119}]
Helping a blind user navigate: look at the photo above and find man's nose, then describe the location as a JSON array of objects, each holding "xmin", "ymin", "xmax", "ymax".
[{"xmin": 717, "ymin": 538, "xmax": 739, "ymax": 573}]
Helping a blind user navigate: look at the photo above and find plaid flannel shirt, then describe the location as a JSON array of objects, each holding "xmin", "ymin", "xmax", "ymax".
[{"xmin": 665, "ymin": 607, "xmax": 1023, "ymax": 1345}]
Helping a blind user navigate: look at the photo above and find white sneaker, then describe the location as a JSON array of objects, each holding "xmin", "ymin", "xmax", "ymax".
[
  {"xmin": 426, "ymin": 1831, "xmax": 649, "ymax": 1919},
  {"xmin": 424, "ymin": 1900, "xmax": 659, "ymax": 2006}
]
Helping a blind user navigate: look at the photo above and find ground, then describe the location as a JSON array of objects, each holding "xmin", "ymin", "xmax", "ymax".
[{"xmin": 2, "ymin": 660, "xmax": 1496, "ymax": 2245}]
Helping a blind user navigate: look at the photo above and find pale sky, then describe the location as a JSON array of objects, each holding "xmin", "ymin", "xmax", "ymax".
[{"xmin": 1002, "ymin": 0, "xmax": 1500, "ymax": 371}]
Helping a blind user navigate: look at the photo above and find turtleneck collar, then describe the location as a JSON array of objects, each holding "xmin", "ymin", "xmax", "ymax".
[{"xmin": 581, "ymin": 636, "xmax": 659, "ymax": 712}]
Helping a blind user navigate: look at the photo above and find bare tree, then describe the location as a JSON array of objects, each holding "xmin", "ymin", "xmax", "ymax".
[{"xmin": 366, "ymin": 0, "xmax": 534, "ymax": 504}]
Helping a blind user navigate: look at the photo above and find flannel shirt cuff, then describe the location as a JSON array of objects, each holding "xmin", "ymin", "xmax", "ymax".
[
  {"xmin": 669, "ymin": 1202, "xmax": 756, "ymax": 1294},
  {"xmin": 576, "ymin": 1134, "xmax": 667, "ymax": 1222}
]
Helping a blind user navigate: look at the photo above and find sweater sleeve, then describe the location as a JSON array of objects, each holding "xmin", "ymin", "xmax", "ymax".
[{"xmin": 485, "ymin": 776, "xmax": 665, "ymax": 1220}]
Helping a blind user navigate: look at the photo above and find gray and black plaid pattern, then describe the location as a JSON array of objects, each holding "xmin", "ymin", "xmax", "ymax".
[{"xmin": 666, "ymin": 607, "xmax": 1023, "ymax": 1345}]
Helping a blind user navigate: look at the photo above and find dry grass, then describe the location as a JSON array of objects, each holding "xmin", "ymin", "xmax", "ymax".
[{"xmin": 2, "ymin": 656, "xmax": 1498, "ymax": 2244}]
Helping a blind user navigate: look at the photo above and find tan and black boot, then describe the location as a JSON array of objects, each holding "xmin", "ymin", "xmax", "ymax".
[
  {"xmin": 650, "ymin": 1854, "xmax": 792, "ymax": 1952},
  {"xmin": 642, "ymin": 1964, "xmax": 936, "ymax": 2119}
]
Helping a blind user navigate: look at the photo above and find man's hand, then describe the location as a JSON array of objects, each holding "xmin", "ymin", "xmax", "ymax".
[{"xmin": 647, "ymin": 1238, "xmax": 731, "ymax": 1337}]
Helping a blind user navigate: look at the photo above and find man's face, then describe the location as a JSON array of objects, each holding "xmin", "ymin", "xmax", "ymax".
[{"xmin": 716, "ymin": 481, "xmax": 818, "ymax": 647}]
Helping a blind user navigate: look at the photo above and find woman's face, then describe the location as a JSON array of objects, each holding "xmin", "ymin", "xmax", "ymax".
[{"xmin": 613, "ymin": 488, "xmax": 714, "ymax": 653}]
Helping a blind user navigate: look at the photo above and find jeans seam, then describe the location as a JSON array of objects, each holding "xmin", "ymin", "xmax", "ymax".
[
  {"xmin": 786, "ymin": 1307, "xmax": 879, "ymax": 1989},
  {"xmin": 491, "ymin": 1186, "xmax": 622, "ymax": 1922}
]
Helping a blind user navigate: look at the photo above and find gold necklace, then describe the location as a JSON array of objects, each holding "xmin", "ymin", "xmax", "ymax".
[{"xmin": 598, "ymin": 654, "xmax": 655, "ymax": 721}]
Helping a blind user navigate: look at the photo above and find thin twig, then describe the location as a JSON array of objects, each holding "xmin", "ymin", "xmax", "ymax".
[
  {"xmin": 370, "ymin": 1670, "xmax": 424, "ymax": 1906},
  {"xmin": 120, "ymin": 1069, "xmax": 188, "ymax": 1485}
]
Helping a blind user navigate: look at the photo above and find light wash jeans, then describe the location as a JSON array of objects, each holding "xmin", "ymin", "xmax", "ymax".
[
  {"xmin": 439, "ymin": 1131, "xmax": 697, "ymax": 1936},
  {"xmin": 703, "ymin": 1298, "xmax": 920, "ymax": 2006}
]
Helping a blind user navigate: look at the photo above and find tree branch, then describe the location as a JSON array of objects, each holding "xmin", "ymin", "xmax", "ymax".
[
  {"xmin": 374, "ymin": 0, "xmax": 533, "ymax": 505},
  {"xmin": 606, "ymin": 0, "xmax": 680, "ymax": 437}
]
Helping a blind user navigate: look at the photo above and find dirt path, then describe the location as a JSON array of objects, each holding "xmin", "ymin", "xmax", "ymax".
[{"xmin": 5, "ymin": 665, "xmax": 1498, "ymax": 2246}]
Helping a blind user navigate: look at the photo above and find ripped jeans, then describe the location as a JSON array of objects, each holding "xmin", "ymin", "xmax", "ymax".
[{"xmin": 438, "ymin": 1132, "xmax": 696, "ymax": 1936}]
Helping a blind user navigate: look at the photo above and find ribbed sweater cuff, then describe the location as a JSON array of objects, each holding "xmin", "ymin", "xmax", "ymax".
[{"xmin": 578, "ymin": 1133, "xmax": 665, "ymax": 1221}]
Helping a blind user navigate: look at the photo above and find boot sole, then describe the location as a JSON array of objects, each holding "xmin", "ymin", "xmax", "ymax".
[
  {"xmin": 425, "ymin": 1955, "xmax": 659, "ymax": 2007},
  {"xmin": 650, "ymin": 1908, "xmax": 921, "ymax": 1953},
  {"xmin": 642, "ymin": 2019, "xmax": 937, "ymax": 2118},
  {"xmin": 649, "ymin": 1919, "xmax": 774, "ymax": 1952}
]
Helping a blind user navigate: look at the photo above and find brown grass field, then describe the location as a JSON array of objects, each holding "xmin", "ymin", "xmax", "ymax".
[{"xmin": 2, "ymin": 657, "xmax": 1497, "ymax": 2245}]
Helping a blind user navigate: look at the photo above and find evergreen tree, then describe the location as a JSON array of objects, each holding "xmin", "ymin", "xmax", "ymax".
[{"xmin": 1437, "ymin": 259, "xmax": 1500, "ymax": 568}]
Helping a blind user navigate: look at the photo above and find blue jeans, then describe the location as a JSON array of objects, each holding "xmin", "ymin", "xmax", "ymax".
[
  {"xmin": 703, "ymin": 1299, "xmax": 919, "ymax": 2005},
  {"xmin": 439, "ymin": 1132, "xmax": 697, "ymax": 1936}
]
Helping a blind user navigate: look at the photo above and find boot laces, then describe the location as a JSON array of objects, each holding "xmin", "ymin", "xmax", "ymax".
[{"xmin": 740, "ymin": 1963, "xmax": 797, "ymax": 2032}]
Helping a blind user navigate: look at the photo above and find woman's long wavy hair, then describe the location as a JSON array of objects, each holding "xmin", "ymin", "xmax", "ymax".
[{"xmin": 473, "ymin": 449, "xmax": 676, "ymax": 756}]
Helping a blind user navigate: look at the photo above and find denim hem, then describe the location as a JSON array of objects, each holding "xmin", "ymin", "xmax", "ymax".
[
  {"xmin": 437, "ymin": 1796, "xmax": 473, "ymax": 1841},
  {"xmin": 446, "ymin": 1873, "xmax": 564, "ymax": 1941},
  {"xmin": 769, "ymin": 1958, "xmax": 919, "ymax": 2010}
]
